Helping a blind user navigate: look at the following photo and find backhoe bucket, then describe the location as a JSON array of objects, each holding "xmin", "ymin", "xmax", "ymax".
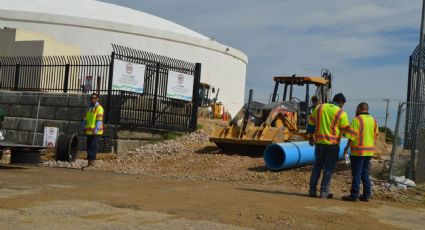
[{"xmin": 209, "ymin": 125, "xmax": 285, "ymax": 155}]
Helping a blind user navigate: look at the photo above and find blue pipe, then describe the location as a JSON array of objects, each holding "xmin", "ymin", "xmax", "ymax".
[{"xmin": 263, "ymin": 138, "xmax": 349, "ymax": 171}]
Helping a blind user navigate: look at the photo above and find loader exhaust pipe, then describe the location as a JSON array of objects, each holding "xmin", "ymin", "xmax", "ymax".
[{"xmin": 240, "ymin": 89, "xmax": 253, "ymax": 136}]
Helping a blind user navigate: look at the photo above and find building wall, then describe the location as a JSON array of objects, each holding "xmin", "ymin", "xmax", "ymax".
[
  {"xmin": 0, "ymin": 28, "xmax": 80, "ymax": 56},
  {"xmin": 0, "ymin": 12, "xmax": 247, "ymax": 116}
]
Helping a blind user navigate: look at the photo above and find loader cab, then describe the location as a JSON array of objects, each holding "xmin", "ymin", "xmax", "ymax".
[
  {"xmin": 271, "ymin": 75, "xmax": 330, "ymax": 128},
  {"xmin": 199, "ymin": 82, "xmax": 212, "ymax": 107}
]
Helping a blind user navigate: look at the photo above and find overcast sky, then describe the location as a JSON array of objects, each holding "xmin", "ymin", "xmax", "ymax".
[{"xmin": 101, "ymin": 0, "xmax": 422, "ymax": 128}]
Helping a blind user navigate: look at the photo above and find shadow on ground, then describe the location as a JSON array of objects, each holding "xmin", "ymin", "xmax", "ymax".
[
  {"xmin": 0, "ymin": 164, "xmax": 27, "ymax": 170},
  {"xmin": 238, "ymin": 188, "xmax": 309, "ymax": 198}
]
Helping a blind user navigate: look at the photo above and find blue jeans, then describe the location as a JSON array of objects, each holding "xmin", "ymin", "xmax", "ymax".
[
  {"xmin": 87, "ymin": 135, "xmax": 100, "ymax": 160},
  {"xmin": 349, "ymin": 156, "xmax": 372, "ymax": 199},
  {"xmin": 309, "ymin": 144, "xmax": 339, "ymax": 196}
]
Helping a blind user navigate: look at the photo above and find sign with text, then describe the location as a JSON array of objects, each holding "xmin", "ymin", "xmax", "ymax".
[
  {"xmin": 166, "ymin": 71, "xmax": 194, "ymax": 101},
  {"xmin": 112, "ymin": 59, "xmax": 145, "ymax": 93},
  {"xmin": 43, "ymin": 127, "xmax": 59, "ymax": 148}
]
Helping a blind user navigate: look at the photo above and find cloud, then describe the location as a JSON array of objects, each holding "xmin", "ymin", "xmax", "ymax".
[{"xmin": 101, "ymin": 0, "xmax": 422, "ymax": 126}]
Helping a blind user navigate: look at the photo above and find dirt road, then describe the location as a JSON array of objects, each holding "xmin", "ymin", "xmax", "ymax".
[{"xmin": 1, "ymin": 165, "xmax": 424, "ymax": 230}]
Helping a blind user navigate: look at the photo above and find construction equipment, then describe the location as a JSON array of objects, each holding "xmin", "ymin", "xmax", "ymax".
[
  {"xmin": 209, "ymin": 69, "xmax": 333, "ymax": 154},
  {"xmin": 198, "ymin": 82, "xmax": 227, "ymax": 119}
]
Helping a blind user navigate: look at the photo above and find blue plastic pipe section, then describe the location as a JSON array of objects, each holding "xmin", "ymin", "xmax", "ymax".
[{"xmin": 263, "ymin": 138, "xmax": 349, "ymax": 171}]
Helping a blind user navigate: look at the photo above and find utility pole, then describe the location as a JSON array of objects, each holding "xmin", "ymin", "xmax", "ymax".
[{"xmin": 383, "ymin": 98, "xmax": 390, "ymax": 141}]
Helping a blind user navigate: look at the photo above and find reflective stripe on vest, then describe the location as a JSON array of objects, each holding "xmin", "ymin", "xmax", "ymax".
[{"xmin": 331, "ymin": 109, "xmax": 344, "ymax": 135}]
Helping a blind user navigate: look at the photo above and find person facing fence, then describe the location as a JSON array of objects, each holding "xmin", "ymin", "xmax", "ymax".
[
  {"xmin": 342, "ymin": 102, "xmax": 378, "ymax": 202},
  {"xmin": 82, "ymin": 93, "xmax": 104, "ymax": 170}
]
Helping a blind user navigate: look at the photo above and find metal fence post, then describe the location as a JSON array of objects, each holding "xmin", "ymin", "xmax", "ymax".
[
  {"xmin": 388, "ymin": 102, "xmax": 404, "ymax": 181},
  {"xmin": 151, "ymin": 62, "xmax": 161, "ymax": 125},
  {"xmin": 105, "ymin": 52, "xmax": 115, "ymax": 123},
  {"xmin": 14, "ymin": 63, "xmax": 20, "ymax": 91},
  {"xmin": 63, "ymin": 63, "xmax": 70, "ymax": 93},
  {"xmin": 190, "ymin": 63, "xmax": 202, "ymax": 131},
  {"xmin": 97, "ymin": 75, "xmax": 101, "ymax": 95}
]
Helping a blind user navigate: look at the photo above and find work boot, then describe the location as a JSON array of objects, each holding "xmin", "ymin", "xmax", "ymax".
[
  {"xmin": 81, "ymin": 160, "xmax": 96, "ymax": 171},
  {"xmin": 359, "ymin": 194, "xmax": 370, "ymax": 202},
  {"xmin": 308, "ymin": 191, "xmax": 318, "ymax": 198},
  {"xmin": 320, "ymin": 193, "xmax": 333, "ymax": 199},
  {"xmin": 342, "ymin": 195, "xmax": 358, "ymax": 202}
]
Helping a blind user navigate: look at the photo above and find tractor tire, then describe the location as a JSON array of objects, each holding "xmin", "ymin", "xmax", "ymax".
[{"xmin": 54, "ymin": 133, "xmax": 79, "ymax": 162}]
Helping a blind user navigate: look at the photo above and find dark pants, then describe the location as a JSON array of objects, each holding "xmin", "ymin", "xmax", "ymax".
[
  {"xmin": 309, "ymin": 144, "xmax": 340, "ymax": 196},
  {"xmin": 86, "ymin": 135, "xmax": 100, "ymax": 160},
  {"xmin": 349, "ymin": 155, "xmax": 372, "ymax": 199}
]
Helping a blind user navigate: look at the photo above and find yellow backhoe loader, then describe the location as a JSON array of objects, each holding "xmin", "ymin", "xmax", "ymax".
[
  {"xmin": 209, "ymin": 69, "xmax": 333, "ymax": 154},
  {"xmin": 198, "ymin": 82, "xmax": 229, "ymax": 119}
]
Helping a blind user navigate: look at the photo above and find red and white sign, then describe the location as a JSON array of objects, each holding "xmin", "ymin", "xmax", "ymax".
[
  {"xmin": 166, "ymin": 71, "xmax": 194, "ymax": 101},
  {"xmin": 43, "ymin": 127, "xmax": 59, "ymax": 147},
  {"xmin": 112, "ymin": 59, "xmax": 145, "ymax": 93}
]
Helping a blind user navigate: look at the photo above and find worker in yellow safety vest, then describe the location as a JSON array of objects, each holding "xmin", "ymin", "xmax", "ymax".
[
  {"xmin": 342, "ymin": 102, "xmax": 378, "ymax": 202},
  {"xmin": 307, "ymin": 93, "xmax": 349, "ymax": 199},
  {"xmin": 82, "ymin": 92, "xmax": 104, "ymax": 170}
]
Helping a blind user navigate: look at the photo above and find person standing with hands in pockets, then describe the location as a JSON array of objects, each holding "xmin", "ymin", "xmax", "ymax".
[{"xmin": 342, "ymin": 102, "xmax": 378, "ymax": 202}]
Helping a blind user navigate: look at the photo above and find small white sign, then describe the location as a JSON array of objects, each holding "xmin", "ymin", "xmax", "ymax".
[
  {"xmin": 43, "ymin": 127, "xmax": 59, "ymax": 147},
  {"xmin": 112, "ymin": 59, "xmax": 145, "ymax": 93},
  {"xmin": 166, "ymin": 71, "xmax": 194, "ymax": 101}
]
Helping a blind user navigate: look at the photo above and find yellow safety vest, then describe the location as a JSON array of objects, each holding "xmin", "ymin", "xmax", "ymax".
[
  {"xmin": 345, "ymin": 114, "xmax": 378, "ymax": 156},
  {"xmin": 308, "ymin": 103, "xmax": 349, "ymax": 145},
  {"xmin": 84, "ymin": 104, "xmax": 104, "ymax": 135}
]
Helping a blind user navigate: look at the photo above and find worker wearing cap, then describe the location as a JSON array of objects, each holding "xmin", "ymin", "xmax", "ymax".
[
  {"xmin": 342, "ymin": 102, "xmax": 378, "ymax": 202},
  {"xmin": 82, "ymin": 93, "xmax": 104, "ymax": 169},
  {"xmin": 307, "ymin": 93, "xmax": 349, "ymax": 199}
]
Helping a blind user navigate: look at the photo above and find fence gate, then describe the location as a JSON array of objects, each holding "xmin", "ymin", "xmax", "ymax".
[{"xmin": 106, "ymin": 44, "xmax": 201, "ymax": 132}]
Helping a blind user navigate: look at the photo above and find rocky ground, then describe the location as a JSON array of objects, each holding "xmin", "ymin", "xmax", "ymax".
[{"xmin": 4, "ymin": 119, "xmax": 423, "ymax": 205}]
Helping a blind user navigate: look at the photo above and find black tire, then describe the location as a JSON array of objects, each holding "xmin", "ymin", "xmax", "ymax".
[{"xmin": 54, "ymin": 133, "xmax": 79, "ymax": 162}]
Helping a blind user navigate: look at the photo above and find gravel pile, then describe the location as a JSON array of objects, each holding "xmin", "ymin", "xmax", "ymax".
[
  {"xmin": 124, "ymin": 130, "xmax": 210, "ymax": 158},
  {"xmin": 40, "ymin": 130, "xmax": 210, "ymax": 170}
]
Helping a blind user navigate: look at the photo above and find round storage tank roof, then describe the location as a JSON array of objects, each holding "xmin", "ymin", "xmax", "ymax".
[{"xmin": 0, "ymin": 0, "xmax": 209, "ymax": 40}]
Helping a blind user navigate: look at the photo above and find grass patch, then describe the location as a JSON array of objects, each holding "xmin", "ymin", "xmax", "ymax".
[{"xmin": 162, "ymin": 131, "xmax": 183, "ymax": 140}]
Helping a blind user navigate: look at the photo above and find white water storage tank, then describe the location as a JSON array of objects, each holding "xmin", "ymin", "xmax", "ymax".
[{"xmin": 0, "ymin": 0, "xmax": 248, "ymax": 116}]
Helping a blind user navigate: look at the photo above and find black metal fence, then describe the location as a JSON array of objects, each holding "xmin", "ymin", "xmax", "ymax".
[
  {"xmin": 0, "ymin": 55, "xmax": 111, "ymax": 92},
  {"xmin": 405, "ymin": 45, "xmax": 425, "ymax": 149},
  {"xmin": 0, "ymin": 45, "xmax": 201, "ymax": 132},
  {"xmin": 398, "ymin": 43, "xmax": 425, "ymax": 181}
]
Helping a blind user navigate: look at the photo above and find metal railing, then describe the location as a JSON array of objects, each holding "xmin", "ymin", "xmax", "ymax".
[{"xmin": 0, "ymin": 44, "xmax": 201, "ymax": 132}]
